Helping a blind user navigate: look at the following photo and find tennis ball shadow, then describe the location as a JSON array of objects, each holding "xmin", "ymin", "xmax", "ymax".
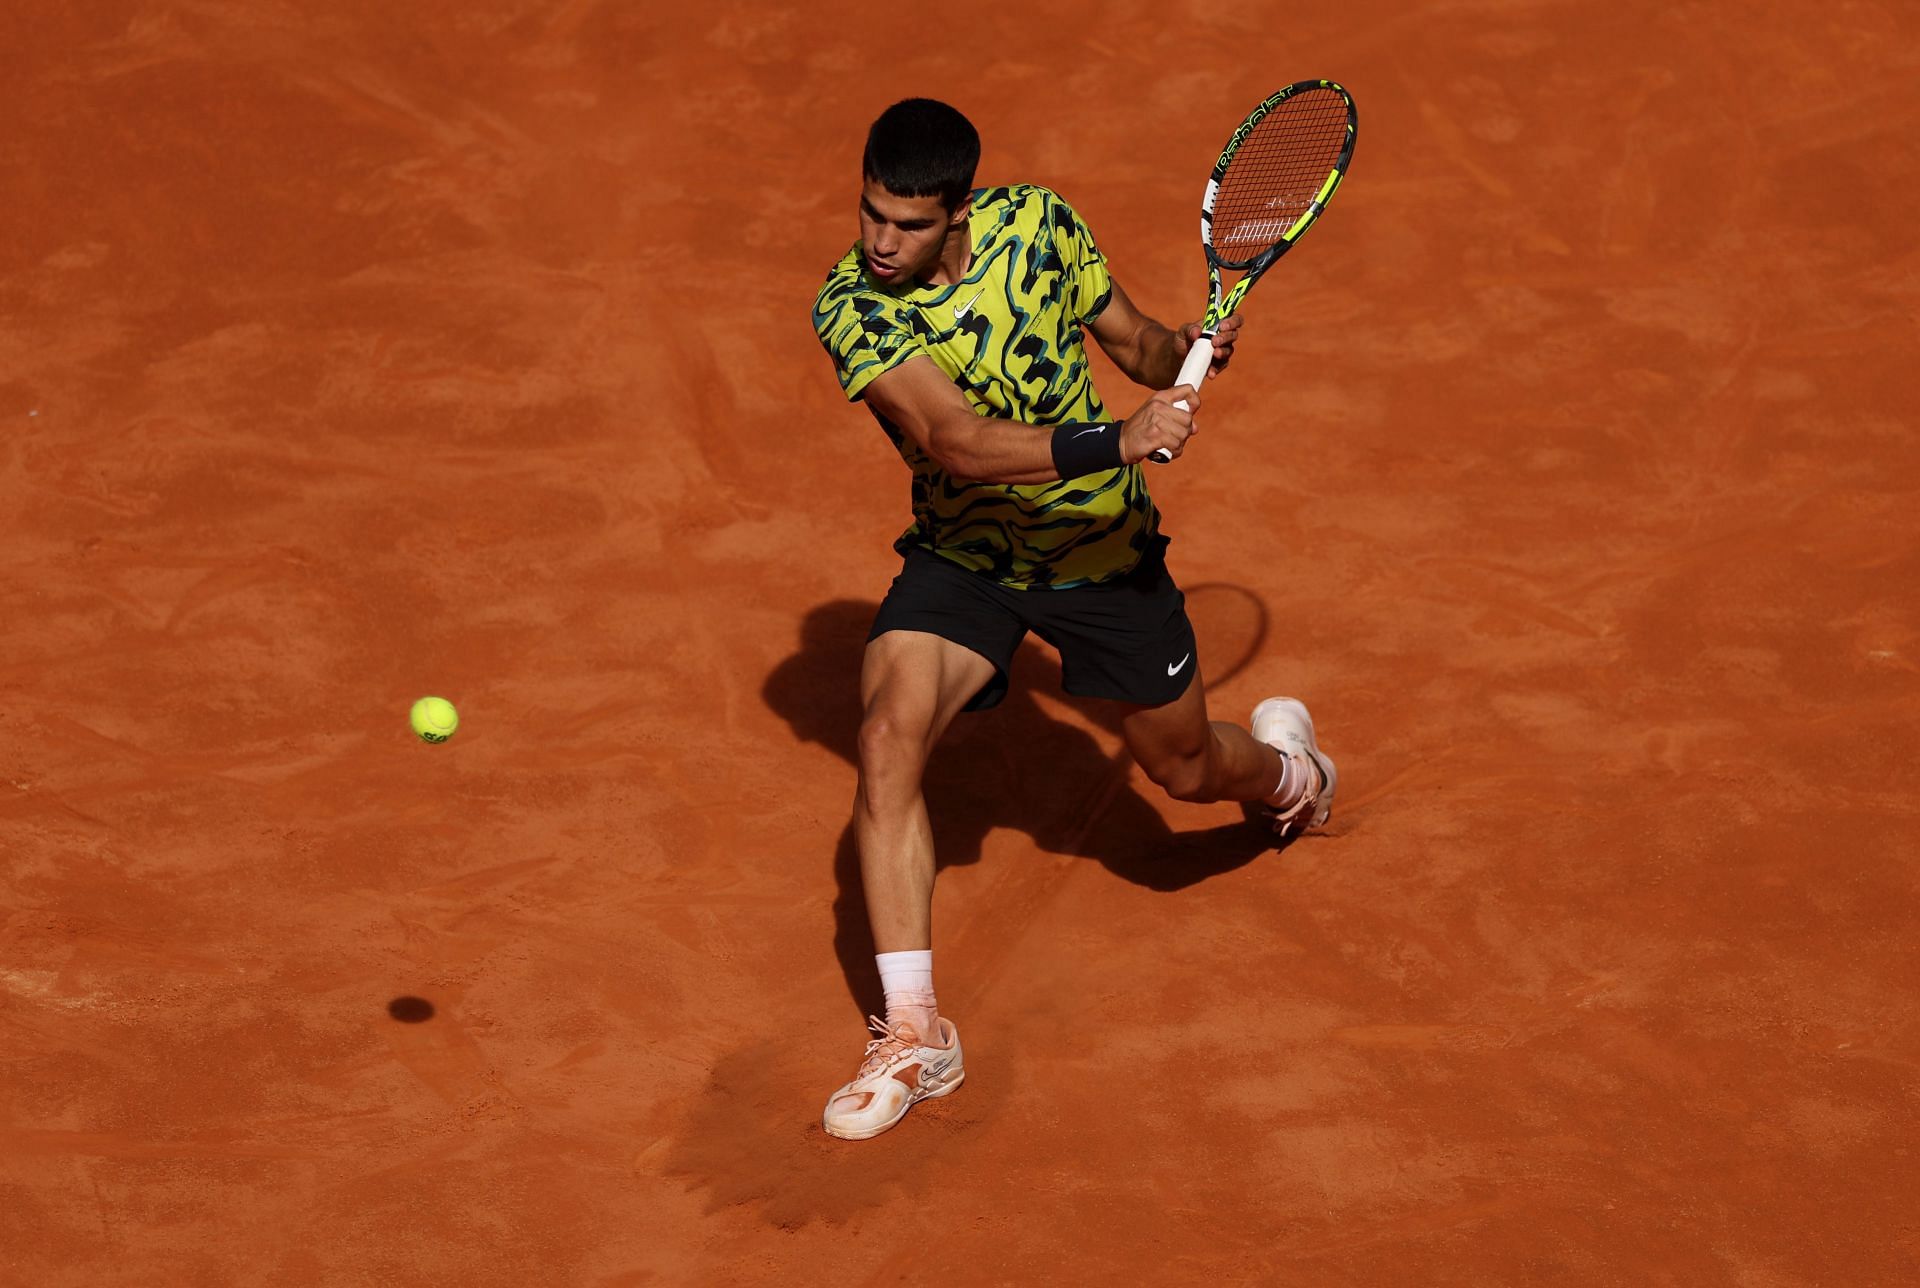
[
  {"xmin": 387, "ymin": 996, "xmax": 435, "ymax": 1022},
  {"xmin": 764, "ymin": 596, "xmax": 1285, "ymax": 1022}
]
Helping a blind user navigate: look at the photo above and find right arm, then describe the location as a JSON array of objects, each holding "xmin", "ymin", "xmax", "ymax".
[{"xmin": 861, "ymin": 356, "xmax": 1200, "ymax": 484}]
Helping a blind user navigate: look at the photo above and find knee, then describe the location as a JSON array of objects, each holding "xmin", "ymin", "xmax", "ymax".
[
  {"xmin": 857, "ymin": 708, "xmax": 929, "ymax": 788},
  {"xmin": 1142, "ymin": 749, "xmax": 1214, "ymax": 804}
]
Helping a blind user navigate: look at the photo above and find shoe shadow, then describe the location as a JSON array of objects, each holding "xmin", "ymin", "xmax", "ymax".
[
  {"xmin": 653, "ymin": 1034, "xmax": 971, "ymax": 1229},
  {"xmin": 764, "ymin": 590, "xmax": 1286, "ymax": 1025}
]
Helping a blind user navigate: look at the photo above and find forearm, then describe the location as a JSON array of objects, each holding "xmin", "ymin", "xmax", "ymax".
[
  {"xmin": 932, "ymin": 416, "xmax": 1105, "ymax": 485},
  {"xmin": 1107, "ymin": 314, "xmax": 1186, "ymax": 388},
  {"xmin": 860, "ymin": 356, "xmax": 1132, "ymax": 485}
]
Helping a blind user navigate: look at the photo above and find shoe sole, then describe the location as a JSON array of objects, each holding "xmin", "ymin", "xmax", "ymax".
[
  {"xmin": 1251, "ymin": 696, "xmax": 1337, "ymax": 831},
  {"xmin": 821, "ymin": 1068, "xmax": 966, "ymax": 1142}
]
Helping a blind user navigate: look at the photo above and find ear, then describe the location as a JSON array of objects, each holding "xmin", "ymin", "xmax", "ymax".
[{"xmin": 947, "ymin": 196, "xmax": 972, "ymax": 229}]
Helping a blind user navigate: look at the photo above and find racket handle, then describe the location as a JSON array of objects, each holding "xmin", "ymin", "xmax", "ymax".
[{"xmin": 1149, "ymin": 335, "xmax": 1214, "ymax": 464}]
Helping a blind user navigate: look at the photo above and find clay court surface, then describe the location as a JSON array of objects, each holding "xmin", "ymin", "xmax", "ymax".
[{"xmin": 4, "ymin": 1, "xmax": 1917, "ymax": 1283}]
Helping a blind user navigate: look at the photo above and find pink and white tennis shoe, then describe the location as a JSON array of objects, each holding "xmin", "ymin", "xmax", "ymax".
[
  {"xmin": 1251, "ymin": 696, "xmax": 1337, "ymax": 837},
  {"xmin": 822, "ymin": 1014, "xmax": 965, "ymax": 1141}
]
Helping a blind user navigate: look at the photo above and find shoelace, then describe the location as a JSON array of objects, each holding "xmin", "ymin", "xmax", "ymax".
[{"xmin": 856, "ymin": 1014, "xmax": 917, "ymax": 1076}]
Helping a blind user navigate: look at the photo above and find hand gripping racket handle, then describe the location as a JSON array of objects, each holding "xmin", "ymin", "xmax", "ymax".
[{"xmin": 1148, "ymin": 335, "xmax": 1214, "ymax": 464}]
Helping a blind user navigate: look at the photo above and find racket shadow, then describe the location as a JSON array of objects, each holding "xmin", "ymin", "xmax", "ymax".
[{"xmin": 762, "ymin": 595, "xmax": 1286, "ymax": 1023}]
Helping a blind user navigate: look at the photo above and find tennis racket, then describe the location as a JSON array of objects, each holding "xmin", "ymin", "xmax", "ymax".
[{"xmin": 1151, "ymin": 80, "xmax": 1359, "ymax": 463}]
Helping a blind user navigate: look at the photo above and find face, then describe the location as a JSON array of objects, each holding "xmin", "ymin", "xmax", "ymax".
[{"xmin": 858, "ymin": 179, "xmax": 967, "ymax": 285}]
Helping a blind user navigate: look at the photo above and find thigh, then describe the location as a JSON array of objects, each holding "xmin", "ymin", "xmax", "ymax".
[
  {"xmin": 869, "ymin": 549, "xmax": 1027, "ymax": 711},
  {"xmin": 861, "ymin": 630, "xmax": 999, "ymax": 755}
]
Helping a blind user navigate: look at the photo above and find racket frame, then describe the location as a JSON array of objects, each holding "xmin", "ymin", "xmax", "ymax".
[
  {"xmin": 1156, "ymin": 79, "xmax": 1357, "ymax": 461},
  {"xmin": 1195, "ymin": 78, "xmax": 1358, "ymax": 332}
]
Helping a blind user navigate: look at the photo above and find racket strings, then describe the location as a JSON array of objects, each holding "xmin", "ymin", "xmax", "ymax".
[{"xmin": 1211, "ymin": 92, "xmax": 1351, "ymax": 265}]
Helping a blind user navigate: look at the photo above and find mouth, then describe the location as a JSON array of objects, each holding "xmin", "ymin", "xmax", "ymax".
[{"xmin": 867, "ymin": 254, "xmax": 900, "ymax": 280}]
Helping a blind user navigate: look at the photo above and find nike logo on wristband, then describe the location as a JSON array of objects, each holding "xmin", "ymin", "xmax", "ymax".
[
  {"xmin": 1052, "ymin": 421, "xmax": 1124, "ymax": 479},
  {"xmin": 1167, "ymin": 654, "xmax": 1191, "ymax": 677}
]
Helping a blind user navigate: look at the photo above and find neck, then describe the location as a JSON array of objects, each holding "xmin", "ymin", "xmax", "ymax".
[{"xmin": 923, "ymin": 220, "xmax": 972, "ymax": 287}]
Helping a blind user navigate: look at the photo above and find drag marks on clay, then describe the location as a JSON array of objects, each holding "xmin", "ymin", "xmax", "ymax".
[
  {"xmin": 1826, "ymin": 1042, "xmax": 1920, "ymax": 1076},
  {"xmin": 401, "ymin": 853, "xmax": 570, "ymax": 903},
  {"xmin": 284, "ymin": 60, "xmax": 535, "ymax": 159},
  {"xmin": 0, "ymin": 910, "xmax": 257, "ymax": 1082},
  {"xmin": 1238, "ymin": 1111, "xmax": 1512, "ymax": 1227},
  {"xmin": 1638, "ymin": 720, "xmax": 1756, "ymax": 779},
  {"xmin": 65, "ymin": 10, "xmax": 210, "ymax": 84},
  {"xmin": 1327, "ymin": 752, "xmax": 1540, "ymax": 828},
  {"xmin": 1267, "ymin": 1195, "xmax": 1522, "ymax": 1263},
  {"xmin": 27, "ymin": 714, "xmax": 260, "ymax": 799},
  {"xmin": 159, "ymin": 552, "xmax": 317, "ymax": 636},
  {"xmin": 1415, "ymin": 99, "xmax": 1513, "ymax": 201},
  {"xmin": 208, "ymin": 733, "xmax": 377, "ymax": 789},
  {"xmin": 1, "ymin": 1127, "xmax": 320, "ymax": 1163},
  {"xmin": 1333, "ymin": 1023, "xmax": 1515, "ymax": 1050},
  {"xmin": 0, "ymin": 1007, "xmax": 140, "ymax": 1071},
  {"xmin": 3, "ymin": 909, "xmax": 233, "ymax": 980},
  {"xmin": 0, "ymin": 968, "xmax": 94, "ymax": 1008},
  {"xmin": 22, "ymin": 463, "xmax": 160, "ymax": 522},
  {"xmin": 1409, "ymin": 553, "xmax": 1611, "ymax": 642},
  {"xmin": 0, "ymin": 782, "xmax": 118, "ymax": 842}
]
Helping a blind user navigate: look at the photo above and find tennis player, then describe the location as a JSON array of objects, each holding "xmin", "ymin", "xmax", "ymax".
[{"xmin": 810, "ymin": 99, "xmax": 1337, "ymax": 1141}]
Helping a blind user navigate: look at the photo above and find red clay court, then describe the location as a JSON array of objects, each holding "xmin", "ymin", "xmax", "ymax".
[{"xmin": 4, "ymin": 2, "xmax": 1916, "ymax": 1283}]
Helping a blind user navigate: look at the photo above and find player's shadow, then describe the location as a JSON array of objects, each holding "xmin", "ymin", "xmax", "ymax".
[{"xmin": 762, "ymin": 593, "xmax": 1283, "ymax": 1022}]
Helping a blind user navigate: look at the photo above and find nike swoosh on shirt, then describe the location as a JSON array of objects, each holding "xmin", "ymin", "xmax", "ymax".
[
  {"xmin": 954, "ymin": 288, "xmax": 984, "ymax": 320},
  {"xmin": 1167, "ymin": 654, "xmax": 1191, "ymax": 676}
]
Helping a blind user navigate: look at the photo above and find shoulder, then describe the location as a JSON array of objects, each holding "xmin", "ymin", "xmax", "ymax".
[
  {"xmin": 991, "ymin": 186, "xmax": 1100, "ymax": 251},
  {"xmin": 973, "ymin": 183, "xmax": 1075, "ymax": 226},
  {"xmin": 813, "ymin": 245, "xmax": 912, "ymax": 332},
  {"xmin": 813, "ymin": 244, "xmax": 878, "ymax": 316}
]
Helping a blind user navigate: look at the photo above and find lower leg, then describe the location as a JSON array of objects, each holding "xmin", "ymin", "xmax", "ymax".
[
  {"xmin": 853, "ymin": 773, "xmax": 936, "ymax": 954},
  {"xmin": 1189, "ymin": 718, "xmax": 1327, "ymax": 808},
  {"xmin": 852, "ymin": 759, "xmax": 952, "ymax": 1042},
  {"xmin": 1193, "ymin": 719, "xmax": 1291, "ymax": 803},
  {"xmin": 1123, "ymin": 675, "xmax": 1327, "ymax": 808},
  {"xmin": 849, "ymin": 632, "xmax": 995, "ymax": 1044}
]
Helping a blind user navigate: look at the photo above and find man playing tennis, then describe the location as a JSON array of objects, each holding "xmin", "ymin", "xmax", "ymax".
[{"xmin": 810, "ymin": 99, "xmax": 1337, "ymax": 1141}]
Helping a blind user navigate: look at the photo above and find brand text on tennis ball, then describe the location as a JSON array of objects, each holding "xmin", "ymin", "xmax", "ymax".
[{"xmin": 410, "ymin": 696, "xmax": 458, "ymax": 743}]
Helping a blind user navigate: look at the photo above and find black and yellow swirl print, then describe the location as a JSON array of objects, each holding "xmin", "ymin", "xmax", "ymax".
[{"xmin": 812, "ymin": 185, "xmax": 1157, "ymax": 590}]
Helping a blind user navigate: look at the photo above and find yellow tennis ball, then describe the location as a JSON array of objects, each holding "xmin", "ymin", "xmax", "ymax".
[{"xmin": 409, "ymin": 696, "xmax": 458, "ymax": 743}]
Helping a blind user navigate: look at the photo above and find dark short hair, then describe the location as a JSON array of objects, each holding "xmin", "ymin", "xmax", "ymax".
[{"xmin": 862, "ymin": 99, "xmax": 980, "ymax": 211}]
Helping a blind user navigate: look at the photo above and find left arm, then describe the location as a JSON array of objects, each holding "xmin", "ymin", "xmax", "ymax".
[{"xmin": 1086, "ymin": 278, "xmax": 1243, "ymax": 389}]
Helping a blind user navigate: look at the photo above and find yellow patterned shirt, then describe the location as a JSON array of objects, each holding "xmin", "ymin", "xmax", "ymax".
[{"xmin": 812, "ymin": 185, "xmax": 1157, "ymax": 589}]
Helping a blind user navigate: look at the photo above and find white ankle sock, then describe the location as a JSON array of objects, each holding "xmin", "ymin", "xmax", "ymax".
[{"xmin": 875, "ymin": 949, "xmax": 936, "ymax": 1035}]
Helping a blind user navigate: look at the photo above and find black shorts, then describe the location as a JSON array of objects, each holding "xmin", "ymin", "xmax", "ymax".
[{"xmin": 868, "ymin": 536, "xmax": 1198, "ymax": 711}]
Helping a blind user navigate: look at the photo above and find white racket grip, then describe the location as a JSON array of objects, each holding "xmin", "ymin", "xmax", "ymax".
[{"xmin": 1150, "ymin": 335, "xmax": 1214, "ymax": 463}]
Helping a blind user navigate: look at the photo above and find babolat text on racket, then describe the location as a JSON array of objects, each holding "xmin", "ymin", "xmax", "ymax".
[{"xmin": 1154, "ymin": 80, "xmax": 1359, "ymax": 462}]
